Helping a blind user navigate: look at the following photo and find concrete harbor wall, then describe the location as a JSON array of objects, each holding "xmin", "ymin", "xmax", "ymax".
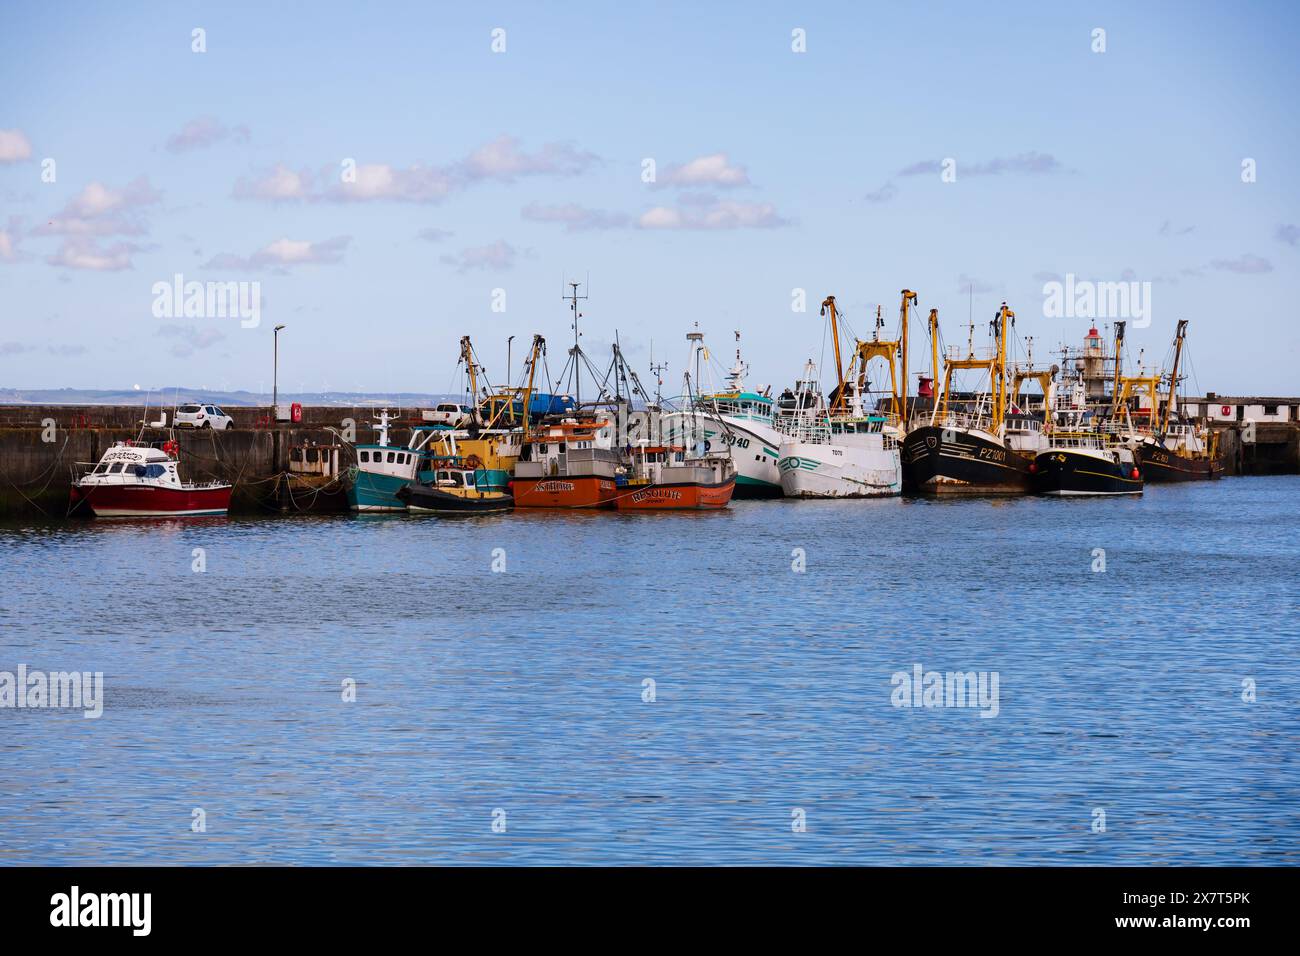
[{"xmin": 0, "ymin": 405, "xmax": 437, "ymax": 519}]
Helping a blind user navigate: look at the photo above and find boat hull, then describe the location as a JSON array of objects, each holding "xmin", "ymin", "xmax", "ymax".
[
  {"xmin": 511, "ymin": 475, "xmax": 618, "ymax": 509},
  {"xmin": 614, "ymin": 478, "xmax": 735, "ymax": 510},
  {"xmin": 901, "ymin": 425, "xmax": 1032, "ymax": 495},
  {"xmin": 396, "ymin": 484, "xmax": 514, "ymax": 514},
  {"xmin": 777, "ymin": 443, "xmax": 902, "ymax": 498},
  {"xmin": 1137, "ymin": 444, "xmax": 1223, "ymax": 481},
  {"xmin": 706, "ymin": 418, "xmax": 783, "ymax": 498},
  {"xmin": 348, "ymin": 468, "xmax": 419, "ymax": 511},
  {"xmin": 69, "ymin": 482, "xmax": 232, "ymax": 517},
  {"xmin": 1032, "ymin": 450, "xmax": 1144, "ymax": 496}
]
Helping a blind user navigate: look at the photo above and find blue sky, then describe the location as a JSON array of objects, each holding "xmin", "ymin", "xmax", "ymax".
[{"xmin": 1, "ymin": 0, "xmax": 1297, "ymax": 396}]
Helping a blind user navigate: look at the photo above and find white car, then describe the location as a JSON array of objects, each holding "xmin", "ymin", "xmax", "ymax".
[
  {"xmin": 174, "ymin": 402, "xmax": 235, "ymax": 429},
  {"xmin": 424, "ymin": 402, "xmax": 475, "ymax": 428}
]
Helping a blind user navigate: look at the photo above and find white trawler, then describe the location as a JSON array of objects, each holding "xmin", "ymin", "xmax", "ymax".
[
  {"xmin": 776, "ymin": 359, "xmax": 903, "ymax": 498},
  {"xmin": 662, "ymin": 331, "xmax": 784, "ymax": 497}
]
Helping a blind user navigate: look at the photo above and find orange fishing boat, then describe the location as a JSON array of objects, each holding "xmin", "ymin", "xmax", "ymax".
[
  {"xmin": 614, "ymin": 443, "xmax": 736, "ymax": 511},
  {"xmin": 510, "ymin": 416, "xmax": 622, "ymax": 508}
]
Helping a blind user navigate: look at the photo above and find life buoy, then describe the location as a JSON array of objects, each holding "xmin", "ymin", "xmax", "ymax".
[
  {"xmin": 163, "ymin": 440, "xmax": 178, "ymax": 457},
  {"xmin": 1220, "ymin": 405, "xmax": 1231, "ymax": 416}
]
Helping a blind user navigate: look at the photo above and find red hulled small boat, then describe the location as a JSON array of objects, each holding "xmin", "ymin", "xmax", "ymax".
[
  {"xmin": 69, "ymin": 440, "xmax": 232, "ymax": 517},
  {"xmin": 511, "ymin": 417, "xmax": 622, "ymax": 509},
  {"xmin": 614, "ymin": 444, "xmax": 736, "ymax": 511}
]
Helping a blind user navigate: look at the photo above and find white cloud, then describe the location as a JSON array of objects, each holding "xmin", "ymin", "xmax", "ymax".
[
  {"xmin": 440, "ymin": 240, "xmax": 518, "ymax": 273},
  {"xmin": 460, "ymin": 135, "xmax": 597, "ymax": 182},
  {"xmin": 637, "ymin": 199, "xmax": 787, "ymax": 230},
  {"xmin": 232, "ymin": 164, "xmax": 313, "ymax": 201},
  {"xmin": 166, "ymin": 116, "xmax": 250, "ymax": 153},
  {"xmin": 0, "ymin": 129, "xmax": 33, "ymax": 163},
  {"xmin": 521, "ymin": 202, "xmax": 630, "ymax": 231},
  {"xmin": 35, "ymin": 177, "xmax": 161, "ymax": 237},
  {"xmin": 235, "ymin": 136, "xmax": 600, "ymax": 205},
  {"xmin": 157, "ymin": 324, "xmax": 227, "ymax": 357},
  {"xmin": 417, "ymin": 227, "xmax": 454, "ymax": 242},
  {"xmin": 46, "ymin": 239, "xmax": 140, "ymax": 271},
  {"xmin": 1210, "ymin": 253, "xmax": 1272, "ymax": 274},
  {"xmin": 899, "ymin": 153, "xmax": 1063, "ymax": 177},
  {"xmin": 323, "ymin": 163, "xmax": 455, "ymax": 203},
  {"xmin": 203, "ymin": 236, "xmax": 351, "ymax": 271},
  {"xmin": 0, "ymin": 217, "xmax": 22, "ymax": 262},
  {"xmin": 654, "ymin": 153, "xmax": 750, "ymax": 190}
]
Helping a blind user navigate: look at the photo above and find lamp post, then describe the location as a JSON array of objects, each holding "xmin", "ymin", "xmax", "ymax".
[{"xmin": 273, "ymin": 324, "xmax": 286, "ymax": 421}]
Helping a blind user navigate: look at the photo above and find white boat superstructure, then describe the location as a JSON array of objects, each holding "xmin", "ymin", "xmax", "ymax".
[
  {"xmin": 775, "ymin": 360, "xmax": 903, "ymax": 498},
  {"xmin": 663, "ymin": 331, "xmax": 783, "ymax": 497}
]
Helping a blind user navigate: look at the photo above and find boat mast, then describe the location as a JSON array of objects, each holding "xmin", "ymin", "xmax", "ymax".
[
  {"xmin": 459, "ymin": 335, "xmax": 479, "ymax": 405},
  {"xmin": 520, "ymin": 334, "xmax": 544, "ymax": 445},
  {"xmin": 1163, "ymin": 319, "xmax": 1188, "ymax": 433},
  {"xmin": 821, "ymin": 296, "xmax": 847, "ymax": 413},
  {"xmin": 899, "ymin": 289, "xmax": 916, "ymax": 425},
  {"xmin": 1110, "ymin": 320, "xmax": 1127, "ymax": 418},
  {"xmin": 564, "ymin": 280, "xmax": 588, "ymax": 404},
  {"xmin": 992, "ymin": 302, "xmax": 1014, "ymax": 434},
  {"xmin": 928, "ymin": 308, "xmax": 940, "ymax": 390}
]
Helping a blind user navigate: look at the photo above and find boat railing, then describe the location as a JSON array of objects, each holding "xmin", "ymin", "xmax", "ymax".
[
  {"xmin": 925, "ymin": 410, "xmax": 992, "ymax": 434},
  {"xmin": 1047, "ymin": 432, "xmax": 1107, "ymax": 450},
  {"xmin": 566, "ymin": 447, "xmax": 623, "ymax": 464},
  {"xmin": 777, "ymin": 414, "xmax": 830, "ymax": 442}
]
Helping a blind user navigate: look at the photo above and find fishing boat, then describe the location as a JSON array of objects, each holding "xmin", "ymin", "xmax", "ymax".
[
  {"xmin": 1138, "ymin": 424, "xmax": 1223, "ymax": 480},
  {"xmin": 347, "ymin": 409, "xmax": 440, "ymax": 511},
  {"xmin": 614, "ymin": 442, "xmax": 736, "ymax": 510},
  {"xmin": 276, "ymin": 441, "xmax": 349, "ymax": 512},
  {"xmin": 1032, "ymin": 433, "xmax": 1143, "ymax": 496},
  {"xmin": 675, "ymin": 332, "xmax": 783, "ymax": 498},
  {"xmin": 776, "ymin": 296, "xmax": 903, "ymax": 498},
  {"xmin": 511, "ymin": 414, "xmax": 621, "ymax": 508},
  {"xmin": 396, "ymin": 462, "xmax": 514, "ymax": 514},
  {"xmin": 902, "ymin": 303, "xmax": 1038, "ymax": 495},
  {"xmin": 1135, "ymin": 321, "xmax": 1224, "ymax": 481},
  {"xmin": 510, "ymin": 287, "xmax": 635, "ymax": 509},
  {"xmin": 69, "ymin": 439, "xmax": 231, "ymax": 517}
]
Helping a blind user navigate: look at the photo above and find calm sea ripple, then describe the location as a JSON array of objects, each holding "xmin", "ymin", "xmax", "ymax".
[{"xmin": 1, "ymin": 477, "xmax": 1297, "ymax": 864}]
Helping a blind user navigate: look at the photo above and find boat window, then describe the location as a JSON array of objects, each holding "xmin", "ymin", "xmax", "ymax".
[
  {"xmin": 290, "ymin": 448, "xmax": 302, "ymax": 462},
  {"xmin": 359, "ymin": 450, "xmax": 369, "ymax": 463},
  {"xmin": 108, "ymin": 462, "xmax": 125, "ymax": 474},
  {"xmin": 387, "ymin": 452, "xmax": 396, "ymax": 463},
  {"xmin": 145, "ymin": 464, "xmax": 167, "ymax": 478},
  {"xmin": 675, "ymin": 452, "xmax": 684, "ymax": 462},
  {"xmin": 93, "ymin": 462, "xmax": 108, "ymax": 473},
  {"xmin": 306, "ymin": 448, "xmax": 318, "ymax": 463}
]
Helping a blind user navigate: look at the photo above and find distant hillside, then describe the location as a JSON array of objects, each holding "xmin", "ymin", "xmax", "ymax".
[{"xmin": 0, "ymin": 387, "xmax": 463, "ymax": 408}]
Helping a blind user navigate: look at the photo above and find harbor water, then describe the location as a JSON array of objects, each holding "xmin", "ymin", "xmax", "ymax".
[{"xmin": 1, "ymin": 477, "xmax": 1296, "ymax": 865}]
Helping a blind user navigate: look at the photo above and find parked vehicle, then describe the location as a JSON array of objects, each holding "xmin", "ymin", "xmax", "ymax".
[
  {"xmin": 423, "ymin": 403, "xmax": 475, "ymax": 428},
  {"xmin": 174, "ymin": 403, "xmax": 234, "ymax": 430}
]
